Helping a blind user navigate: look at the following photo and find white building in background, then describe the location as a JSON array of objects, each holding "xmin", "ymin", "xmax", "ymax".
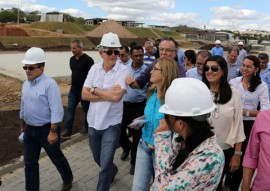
[{"xmin": 40, "ymin": 13, "xmax": 67, "ymax": 22}]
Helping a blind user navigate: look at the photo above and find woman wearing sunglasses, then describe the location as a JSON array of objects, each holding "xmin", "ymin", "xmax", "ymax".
[
  {"xmin": 228, "ymin": 55, "xmax": 270, "ymax": 190},
  {"xmin": 132, "ymin": 58, "xmax": 179, "ymax": 191},
  {"xmin": 151, "ymin": 78, "xmax": 224, "ymax": 191},
  {"xmin": 202, "ymin": 55, "xmax": 245, "ymax": 191}
]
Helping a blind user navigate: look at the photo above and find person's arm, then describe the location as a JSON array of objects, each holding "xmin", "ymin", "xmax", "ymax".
[
  {"xmin": 94, "ymin": 85, "xmax": 125, "ymax": 102},
  {"xmin": 48, "ymin": 123, "xmax": 59, "ymax": 145},
  {"xmin": 229, "ymin": 142, "xmax": 242, "ymax": 172},
  {"xmin": 20, "ymin": 119, "xmax": 25, "ymax": 133},
  {"xmin": 131, "ymin": 64, "xmax": 152, "ymax": 88},
  {"xmin": 258, "ymin": 82, "xmax": 270, "ymax": 110},
  {"xmin": 125, "ymin": 75, "xmax": 140, "ymax": 89},
  {"xmin": 81, "ymin": 86, "xmax": 105, "ymax": 102},
  {"xmin": 242, "ymin": 167, "xmax": 255, "ymax": 191}
]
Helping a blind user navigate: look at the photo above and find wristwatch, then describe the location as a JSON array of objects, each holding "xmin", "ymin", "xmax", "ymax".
[
  {"xmin": 91, "ymin": 87, "xmax": 96, "ymax": 94},
  {"xmin": 50, "ymin": 128, "xmax": 58, "ymax": 133},
  {"xmin": 234, "ymin": 150, "xmax": 243, "ymax": 156},
  {"xmin": 245, "ymin": 110, "xmax": 250, "ymax": 117}
]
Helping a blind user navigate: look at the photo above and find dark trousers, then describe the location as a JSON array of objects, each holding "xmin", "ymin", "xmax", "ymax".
[
  {"xmin": 226, "ymin": 120, "xmax": 254, "ymax": 191},
  {"xmin": 120, "ymin": 100, "xmax": 145, "ymax": 165},
  {"xmin": 217, "ymin": 148, "xmax": 234, "ymax": 190},
  {"xmin": 66, "ymin": 87, "xmax": 89, "ymax": 132},
  {"xmin": 24, "ymin": 124, "xmax": 73, "ymax": 191}
]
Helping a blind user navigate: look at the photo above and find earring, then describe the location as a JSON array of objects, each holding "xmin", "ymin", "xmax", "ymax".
[{"xmin": 254, "ymin": 72, "xmax": 256, "ymax": 76}]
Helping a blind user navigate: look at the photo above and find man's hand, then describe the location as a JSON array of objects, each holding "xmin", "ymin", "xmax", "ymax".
[
  {"xmin": 154, "ymin": 119, "xmax": 170, "ymax": 133},
  {"xmin": 125, "ymin": 75, "xmax": 135, "ymax": 85},
  {"xmin": 48, "ymin": 131, "xmax": 58, "ymax": 145}
]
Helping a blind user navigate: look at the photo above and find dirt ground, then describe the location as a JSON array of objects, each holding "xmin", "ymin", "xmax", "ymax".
[{"xmin": 0, "ymin": 74, "xmax": 85, "ymax": 166}]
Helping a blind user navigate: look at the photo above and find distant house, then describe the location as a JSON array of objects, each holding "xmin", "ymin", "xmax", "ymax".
[
  {"xmin": 148, "ymin": 25, "xmax": 171, "ymax": 32},
  {"xmin": 179, "ymin": 31, "xmax": 232, "ymax": 42},
  {"xmin": 116, "ymin": 20, "xmax": 144, "ymax": 28},
  {"xmin": 84, "ymin": 18, "xmax": 108, "ymax": 25},
  {"xmin": 40, "ymin": 13, "xmax": 68, "ymax": 22}
]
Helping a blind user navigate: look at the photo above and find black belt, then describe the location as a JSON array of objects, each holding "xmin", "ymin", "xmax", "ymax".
[
  {"xmin": 26, "ymin": 123, "xmax": 51, "ymax": 129},
  {"xmin": 124, "ymin": 100, "xmax": 146, "ymax": 106}
]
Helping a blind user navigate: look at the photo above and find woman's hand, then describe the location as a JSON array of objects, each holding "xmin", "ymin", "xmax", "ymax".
[
  {"xmin": 154, "ymin": 119, "xmax": 170, "ymax": 133},
  {"xmin": 230, "ymin": 154, "xmax": 241, "ymax": 172}
]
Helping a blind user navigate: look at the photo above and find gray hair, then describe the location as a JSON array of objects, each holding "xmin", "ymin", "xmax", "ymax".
[{"xmin": 71, "ymin": 39, "xmax": 83, "ymax": 48}]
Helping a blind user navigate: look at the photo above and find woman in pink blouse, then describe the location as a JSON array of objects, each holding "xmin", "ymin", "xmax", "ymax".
[{"xmin": 242, "ymin": 109, "xmax": 270, "ymax": 191}]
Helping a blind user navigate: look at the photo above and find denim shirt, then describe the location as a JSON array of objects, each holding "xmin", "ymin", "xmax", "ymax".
[{"xmin": 142, "ymin": 89, "xmax": 164, "ymax": 146}]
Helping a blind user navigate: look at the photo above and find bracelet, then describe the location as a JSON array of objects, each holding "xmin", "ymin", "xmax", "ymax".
[
  {"xmin": 50, "ymin": 128, "xmax": 58, "ymax": 133},
  {"xmin": 234, "ymin": 150, "xmax": 242, "ymax": 156}
]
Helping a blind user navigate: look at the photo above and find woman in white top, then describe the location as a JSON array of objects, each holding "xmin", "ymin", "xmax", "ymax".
[
  {"xmin": 202, "ymin": 55, "xmax": 245, "ymax": 191},
  {"xmin": 229, "ymin": 55, "xmax": 270, "ymax": 190}
]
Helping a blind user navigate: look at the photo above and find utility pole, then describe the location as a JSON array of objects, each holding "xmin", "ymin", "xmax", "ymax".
[{"xmin": 17, "ymin": 4, "xmax": 19, "ymax": 24}]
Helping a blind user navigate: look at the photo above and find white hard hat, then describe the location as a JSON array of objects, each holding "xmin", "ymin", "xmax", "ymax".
[
  {"xmin": 21, "ymin": 47, "xmax": 46, "ymax": 64},
  {"xmin": 215, "ymin": 40, "xmax": 221, "ymax": 44},
  {"xmin": 159, "ymin": 78, "xmax": 216, "ymax": 118},
  {"xmin": 98, "ymin": 32, "xmax": 121, "ymax": 48},
  {"xmin": 238, "ymin": 41, "xmax": 244, "ymax": 46}
]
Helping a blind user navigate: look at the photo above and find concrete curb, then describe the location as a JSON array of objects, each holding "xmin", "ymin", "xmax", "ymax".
[{"xmin": 0, "ymin": 133, "xmax": 87, "ymax": 176}]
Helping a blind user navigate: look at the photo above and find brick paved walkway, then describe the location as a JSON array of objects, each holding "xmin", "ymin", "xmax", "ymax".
[{"xmin": 0, "ymin": 136, "xmax": 133, "ymax": 191}]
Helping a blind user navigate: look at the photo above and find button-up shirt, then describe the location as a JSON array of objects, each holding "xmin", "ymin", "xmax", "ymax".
[
  {"xmin": 83, "ymin": 61, "xmax": 130, "ymax": 130},
  {"xmin": 124, "ymin": 63, "xmax": 148, "ymax": 103},
  {"xmin": 260, "ymin": 63, "xmax": 270, "ymax": 97},
  {"xmin": 20, "ymin": 73, "xmax": 63, "ymax": 126}
]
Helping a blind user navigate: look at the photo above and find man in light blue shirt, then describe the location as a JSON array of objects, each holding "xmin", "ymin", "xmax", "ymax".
[
  {"xmin": 119, "ymin": 45, "xmax": 148, "ymax": 175},
  {"xmin": 20, "ymin": 47, "xmax": 73, "ymax": 191},
  {"xmin": 225, "ymin": 47, "xmax": 242, "ymax": 81},
  {"xmin": 259, "ymin": 53, "xmax": 270, "ymax": 98},
  {"xmin": 186, "ymin": 50, "xmax": 211, "ymax": 81},
  {"xmin": 211, "ymin": 40, "xmax": 224, "ymax": 56}
]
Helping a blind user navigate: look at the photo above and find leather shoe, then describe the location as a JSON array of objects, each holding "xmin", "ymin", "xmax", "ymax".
[
  {"xmin": 61, "ymin": 129, "xmax": 72, "ymax": 139},
  {"xmin": 79, "ymin": 127, "xmax": 88, "ymax": 134},
  {"xmin": 121, "ymin": 150, "xmax": 130, "ymax": 161},
  {"xmin": 61, "ymin": 177, "xmax": 73, "ymax": 191},
  {"xmin": 130, "ymin": 165, "xmax": 135, "ymax": 175}
]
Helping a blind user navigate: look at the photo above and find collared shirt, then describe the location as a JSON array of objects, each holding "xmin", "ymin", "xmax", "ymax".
[
  {"xmin": 225, "ymin": 57, "xmax": 242, "ymax": 82},
  {"xmin": 124, "ymin": 63, "xmax": 148, "ymax": 102},
  {"xmin": 177, "ymin": 49, "xmax": 185, "ymax": 65},
  {"xmin": 211, "ymin": 47, "xmax": 224, "ymax": 56},
  {"xmin": 209, "ymin": 86, "xmax": 245, "ymax": 150},
  {"xmin": 186, "ymin": 67, "xmax": 202, "ymax": 81},
  {"xmin": 151, "ymin": 133, "xmax": 224, "ymax": 191},
  {"xmin": 117, "ymin": 57, "xmax": 133, "ymax": 65},
  {"xmin": 243, "ymin": 110, "xmax": 270, "ymax": 191},
  {"xmin": 229, "ymin": 77, "xmax": 270, "ymax": 120},
  {"xmin": 238, "ymin": 48, "xmax": 247, "ymax": 62},
  {"xmin": 20, "ymin": 73, "xmax": 63, "ymax": 126},
  {"xmin": 141, "ymin": 89, "xmax": 164, "ymax": 146},
  {"xmin": 83, "ymin": 61, "xmax": 130, "ymax": 130},
  {"xmin": 260, "ymin": 63, "xmax": 270, "ymax": 97},
  {"xmin": 143, "ymin": 51, "xmax": 156, "ymax": 65}
]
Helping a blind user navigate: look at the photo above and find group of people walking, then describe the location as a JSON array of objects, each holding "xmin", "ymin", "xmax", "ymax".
[{"xmin": 19, "ymin": 32, "xmax": 270, "ymax": 191}]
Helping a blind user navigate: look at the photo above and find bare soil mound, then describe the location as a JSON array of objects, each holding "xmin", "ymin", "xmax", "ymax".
[{"xmin": 0, "ymin": 26, "xmax": 28, "ymax": 36}]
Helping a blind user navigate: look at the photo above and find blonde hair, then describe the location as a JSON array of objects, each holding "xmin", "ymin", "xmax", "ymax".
[{"xmin": 147, "ymin": 58, "xmax": 179, "ymax": 104}]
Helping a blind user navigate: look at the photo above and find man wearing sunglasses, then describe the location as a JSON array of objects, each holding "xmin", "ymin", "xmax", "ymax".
[
  {"xmin": 186, "ymin": 50, "xmax": 212, "ymax": 81},
  {"xmin": 20, "ymin": 47, "xmax": 73, "ymax": 191},
  {"xmin": 82, "ymin": 32, "xmax": 130, "ymax": 191},
  {"xmin": 61, "ymin": 39, "xmax": 94, "ymax": 138}
]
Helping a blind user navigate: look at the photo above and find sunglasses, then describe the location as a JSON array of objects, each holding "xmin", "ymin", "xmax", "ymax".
[
  {"xmin": 204, "ymin": 65, "xmax": 220, "ymax": 72},
  {"xmin": 23, "ymin": 66, "xmax": 40, "ymax": 71},
  {"xmin": 104, "ymin": 49, "xmax": 120, "ymax": 56}
]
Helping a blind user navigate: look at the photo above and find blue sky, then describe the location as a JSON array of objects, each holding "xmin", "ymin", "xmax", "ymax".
[{"xmin": 1, "ymin": 0, "xmax": 270, "ymax": 31}]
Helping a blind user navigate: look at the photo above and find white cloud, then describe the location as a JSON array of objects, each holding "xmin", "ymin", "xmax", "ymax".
[{"xmin": 60, "ymin": 8, "xmax": 90, "ymax": 18}]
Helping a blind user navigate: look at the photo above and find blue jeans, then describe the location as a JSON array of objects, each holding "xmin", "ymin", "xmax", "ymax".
[
  {"xmin": 66, "ymin": 88, "xmax": 89, "ymax": 132},
  {"xmin": 132, "ymin": 140, "xmax": 156, "ymax": 191},
  {"xmin": 23, "ymin": 124, "xmax": 73, "ymax": 191},
  {"xmin": 88, "ymin": 124, "xmax": 121, "ymax": 191}
]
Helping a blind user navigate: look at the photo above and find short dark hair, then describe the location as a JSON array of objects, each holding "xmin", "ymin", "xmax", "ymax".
[
  {"xmin": 197, "ymin": 50, "xmax": 211, "ymax": 59},
  {"xmin": 37, "ymin": 62, "xmax": 45, "ymax": 67},
  {"xmin": 258, "ymin": 53, "xmax": 269, "ymax": 61},
  {"xmin": 161, "ymin": 36, "xmax": 179, "ymax": 49},
  {"xmin": 71, "ymin": 39, "xmax": 83, "ymax": 48},
  {"xmin": 129, "ymin": 41, "xmax": 138, "ymax": 48},
  {"xmin": 228, "ymin": 47, "xmax": 239, "ymax": 55},
  {"xmin": 130, "ymin": 45, "xmax": 144, "ymax": 55},
  {"xmin": 120, "ymin": 46, "xmax": 129, "ymax": 53},
  {"xmin": 184, "ymin": 49, "xmax": 196, "ymax": 65}
]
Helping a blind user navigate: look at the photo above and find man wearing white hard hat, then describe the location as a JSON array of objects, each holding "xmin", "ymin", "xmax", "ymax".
[
  {"xmin": 237, "ymin": 41, "xmax": 247, "ymax": 62},
  {"xmin": 20, "ymin": 47, "xmax": 73, "ymax": 191},
  {"xmin": 211, "ymin": 40, "xmax": 224, "ymax": 56},
  {"xmin": 82, "ymin": 32, "xmax": 130, "ymax": 191},
  {"xmin": 150, "ymin": 78, "xmax": 225, "ymax": 190}
]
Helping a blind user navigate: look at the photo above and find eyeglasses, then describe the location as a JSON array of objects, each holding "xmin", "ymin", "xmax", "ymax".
[
  {"xmin": 23, "ymin": 66, "xmax": 40, "ymax": 71},
  {"xmin": 132, "ymin": 54, "xmax": 143, "ymax": 58},
  {"xmin": 104, "ymin": 49, "xmax": 120, "ymax": 56},
  {"xmin": 204, "ymin": 65, "xmax": 220, "ymax": 72},
  {"xmin": 152, "ymin": 66, "xmax": 163, "ymax": 72},
  {"xmin": 159, "ymin": 47, "xmax": 176, "ymax": 53}
]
